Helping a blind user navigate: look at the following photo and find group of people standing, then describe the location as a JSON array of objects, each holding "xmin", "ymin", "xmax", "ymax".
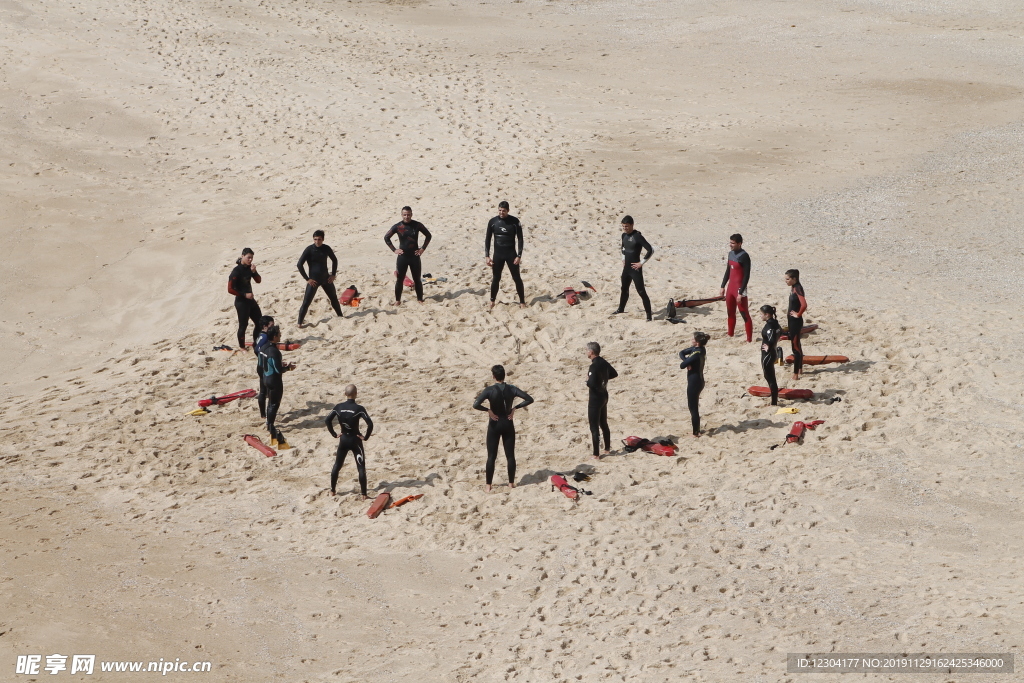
[{"xmin": 225, "ymin": 205, "xmax": 811, "ymax": 494}]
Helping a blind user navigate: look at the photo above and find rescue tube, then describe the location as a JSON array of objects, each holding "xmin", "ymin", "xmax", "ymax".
[
  {"xmin": 748, "ymin": 386, "xmax": 814, "ymax": 399},
  {"xmin": 784, "ymin": 355, "xmax": 849, "ymax": 365},
  {"xmin": 244, "ymin": 434, "xmax": 277, "ymax": 457}
]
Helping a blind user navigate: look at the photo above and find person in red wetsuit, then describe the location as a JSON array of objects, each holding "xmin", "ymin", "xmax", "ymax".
[
  {"xmin": 785, "ymin": 269, "xmax": 808, "ymax": 380},
  {"xmin": 718, "ymin": 234, "xmax": 752, "ymax": 342},
  {"xmin": 227, "ymin": 248, "xmax": 263, "ymax": 350}
]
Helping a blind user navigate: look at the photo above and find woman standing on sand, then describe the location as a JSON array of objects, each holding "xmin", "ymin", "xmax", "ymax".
[
  {"xmin": 228, "ymin": 248, "xmax": 262, "ymax": 350},
  {"xmin": 678, "ymin": 331, "xmax": 710, "ymax": 437},
  {"xmin": 759, "ymin": 305, "xmax": 782, "ymax": 406},
  {"xmin": 785, "ymin": 269, "xmax": 808, "ymax": 381}
]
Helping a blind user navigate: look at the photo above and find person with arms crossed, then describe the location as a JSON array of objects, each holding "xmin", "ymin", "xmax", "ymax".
[{"xmin": 585, "ymin": 342, "xmax": 618, "ymax": 459}]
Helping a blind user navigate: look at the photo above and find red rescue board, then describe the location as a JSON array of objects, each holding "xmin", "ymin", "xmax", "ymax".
[
  {"xmin": 780, "ymin": 324, "xmax": 818, "ymax": 340},
  {"xmin": 748, "ymin": 386, "xmax": 814, "ymax": 400},
  {"xmin": 244, "ymin": 434, "xmax": 277, "ymax": 457},
  {"xmin": 675, "ymin": 296, "xmax": 725, "ymax": 308},
  {"xmin": 785, "ymin": 355, "xmax": 849, "ymax": 365},
  {"xmin": 199, "ymin": 389, "xmax": 258, "ymax": 407},
  {"xmin": 367, "ymin": 492, "xmax": 392, "ymax": 518},
  {"xmin": 245, "ymin": 341, "xmax": 302, "ymax": 351},
  {"xmin": 550, "ymin": 475, "xmax": 579, "ymax": 500}
]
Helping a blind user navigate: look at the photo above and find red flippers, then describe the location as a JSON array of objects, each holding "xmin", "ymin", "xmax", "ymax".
[
  {"xmin": 367, "ymin": 492, "xmax": 392, "ymax": 518},
  {"xmin": 199, "ymin": 389, "xmax": 258, "ymax": 407},
  {"xmin": 244, "ymin": 434, "xmax": 277, "ymax": 457},
  {"xmin": 550, "ymin": 475, "xmax": 579, "ymax": 500}
]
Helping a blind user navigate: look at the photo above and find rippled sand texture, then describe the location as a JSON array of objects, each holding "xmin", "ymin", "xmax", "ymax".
[{"xmin": 2, "ymin": 0, "xmax": 1023, "ymax": 680}]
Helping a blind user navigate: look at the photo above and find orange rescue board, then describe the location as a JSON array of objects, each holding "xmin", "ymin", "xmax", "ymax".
[
  {"xmin": 244, "ymin": 434, "xmax": 277, "ymax": 457},
  {"xmin": 785, "ymin": 355, "xmax": 849, "ymax": 365},
  {"xmin": 367, "ymin": 492, "xmax": 392, "ymax": 519},
  {"xmin": 748, "ymin": 386, "xmax": 814, "ymax": 400}
]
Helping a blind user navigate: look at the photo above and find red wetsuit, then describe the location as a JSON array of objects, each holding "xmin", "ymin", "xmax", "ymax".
[{"xmin": 721, "ymin": 248, "xmax": 752, "ymax": 341}]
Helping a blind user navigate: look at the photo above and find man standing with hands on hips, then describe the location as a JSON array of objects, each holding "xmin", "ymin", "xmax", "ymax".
[
  {"xmin": 385, "ymin": 206, "xmax": 432, "ymax": 306},
  {"xmin": 613, "ymin": 215, "xmax": 654, "ymax": 321}
]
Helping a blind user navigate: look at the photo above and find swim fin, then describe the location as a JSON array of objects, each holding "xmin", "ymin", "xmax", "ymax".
[
  {"xmin": 187, "ymin": 408, "xmax": 210, "ymax": 416},
  {"xmin": 666, "ymin": 298, "xmax": 677, "ymax": 319}
]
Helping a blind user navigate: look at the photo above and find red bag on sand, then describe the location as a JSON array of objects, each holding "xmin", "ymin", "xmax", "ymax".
[
  {"xmin": 550, "ymin": 475, "xmax": 578, "ymax": 500},
  {"xmin": 340, "ymin": 285, "xmax": 359, "ymax": 306},
  {"xmin": 564, "ymin": 287, "xmax": 579, "ymax": 306},
  {"xmin": 785, "ymin": 419, "xmax": 824, "ymax": 444},
  {"xmin": 645, "ymin": 443, "xmax": 677, "ymax": 457}
]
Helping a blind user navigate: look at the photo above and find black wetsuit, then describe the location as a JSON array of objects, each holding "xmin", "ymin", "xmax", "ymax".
[
  {"xmin": 254, "ymin": 331, "xmax": 270, "ymax": 418},
  {"xmin": 325, "ymin": 399, "xmax": 374, "ymax": 496},
  {"xmin": 679, "ymin": 346, "xmax": 706, "ymax": 436},
  {"xmin": 788, "ymin": 283, "xmax": 807, "ymax": 375},
  {"xmin": 473, "ymin": 383, "xmax": 534, "ymax": 485},
  {"xmin": 617, "ymin": 230, "xmax": 654, "ymax": 319},
  {"xmin": 385, "ymin": 220, "xmax": 432, "ymax": 303},
  {"xmin": 586, "ymin": 356, "xmax": 618, "ymax": 456},
  {"xmin": 228, "ymin": 263, "xmax": 262, "ymax": 349},
  {"xmin": 485, "ymin": 215, "xmax": 525, "ymax": 304},
  {"xmin": 761, "ymin": 318, "xmax": 782, "ymax": 405},
  {"xmin": 259, "ymin": 343, "xmax": 290, "ymax": 439},
  {"xmin": 296, "ymin": 243, "xmax": 343, "ymax": 324}
]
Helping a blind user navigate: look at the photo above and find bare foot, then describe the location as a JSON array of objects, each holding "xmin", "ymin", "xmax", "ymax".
[
  {"xmin": 486, "ymin": 484, "xmax": 492, "ymax": 492},
  {"xmin": 792, "ymin": 374, "xmax": 799, "ymax": 381},
  {"xmin": 592, "ymin": 454, "xmax": 601, "ymax": 461},
  {"xmin": 489, "ymin": 301, "xmax": 496, "ymax": 311},
  {"xmin": 393, "ymin": 300, "xmax": 401, "ymax": 306},
  {"xmin": 508, "ymin": 482, "xmax": 516, "ymax": 489},
  {"xmin": 361, "ymin": 495, "xmax": 369, "ymax": 501},
  {"xmin": 519, "ymin": 303, "xmax": 527, "ymax": 309},
  {"xmin": 418, "ymin": 299, "xmax": 425, "ymax": 304},
  {"xmin": 330, "ymin": 490, "xmax": 336, "ymax": 496},
  {"xmin": 692, "ymin": 433, "xmax": 701, "ymax": 438}
]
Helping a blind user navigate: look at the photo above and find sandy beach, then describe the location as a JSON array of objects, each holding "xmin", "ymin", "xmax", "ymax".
[{"xmin": 2, "ymin": 0, "xmax": 1023, "ymax": 680}]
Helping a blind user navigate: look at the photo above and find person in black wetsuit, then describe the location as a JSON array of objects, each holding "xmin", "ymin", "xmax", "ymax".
[
  {"xmin": 678, "ymin": 331, "xmax": 710, "ymax": 437},
  {"xmin": 759, "ymin": 305, "xmax": 783, "ymax": 406},
  {"xmin": 472, "ymin": 364, "xmax": 534, "ymax": 492},
  {"xmin": 585, "ymin": 342, "xmax": 618, "ymax": 459},
  {"xmin": 254, "ymin": 315, "xmax": 275, "ymax": 419},
  {"xmin": 227, "ymin": 248, "xmax": 263, "ymax": 350},
  {"xmin": 613, "ymin": 215, "xmax": 654, "ymax": 321},
  {"xmin": 385, "ymin": 206, "xmax": 432, "ymax": 305},
  {"xmin": 325, "ymin": 384, "xmax": 374, "ymax": 499},
  {"xmin": 785, "ymin": 269, "xmax": 808, "ymax": 381},
  {"xmin": 296, "ymin": 229, "xmax": 343, "ymax": 326},
  {"xmin": 258, "ymin": 325, "xmax": 295, "ymax": 448},
  {"xmin": 485, "ymin": 201, "xmax": 526, "ymax": 310}
]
